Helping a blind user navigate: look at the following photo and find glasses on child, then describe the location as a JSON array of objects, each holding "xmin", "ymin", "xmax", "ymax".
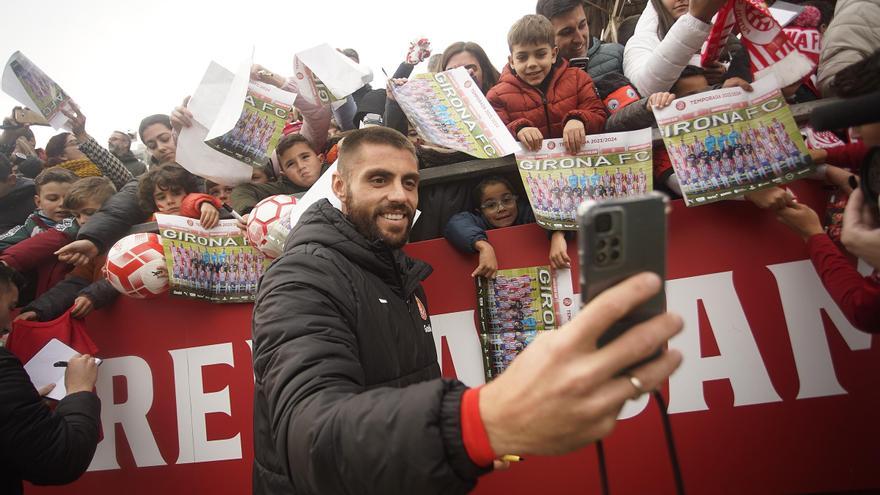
[{"xmin": 481, "ymin": 195, "xmax": 517, "ymax": 212}]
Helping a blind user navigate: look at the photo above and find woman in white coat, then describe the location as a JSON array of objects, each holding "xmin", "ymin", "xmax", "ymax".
[{"xmin": 622, "ymin": 0, "xmax": 727, "ymax": 96}]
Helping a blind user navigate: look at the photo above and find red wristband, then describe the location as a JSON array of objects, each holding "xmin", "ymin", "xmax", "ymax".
[{"xmin": 460, "ymin": 386, "xmax": 496, "ymax": 467}]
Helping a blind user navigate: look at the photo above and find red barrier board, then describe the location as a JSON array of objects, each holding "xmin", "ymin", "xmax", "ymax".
[{"xmin": 28, "ymin": 181, "xmax": 880, "ymax": 494}]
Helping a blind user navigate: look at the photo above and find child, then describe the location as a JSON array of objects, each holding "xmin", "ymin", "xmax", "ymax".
[
  {"xmin": 138, "ymin": 163, "xmax": 221, "ymax": 228},
  {"xmin": 487, "ymin": 14, "xmax": 606, "ymax": 154},
  {"xmin": 444, "ymin": 176, "xmax": 570, "ymax": 278},
  {"xmin": 207, "ymin": 180, "xmax": 235, "ymax": 205},
  {"xmin": 230, "ymin": 133, "xmax": 327, "ymax": 214},
  {"xmin": 0, "ymin": 166, "xmax": 78, "ymax": 251},
  {"xmin": 15, "ymin": 177, "xmax": 120, "ymax": 321},
  {"xmin": 776, "ymin": 199, "xmax": 880, "ymax": 333}
]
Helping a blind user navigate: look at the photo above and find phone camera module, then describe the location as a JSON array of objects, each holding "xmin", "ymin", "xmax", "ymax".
[{"xmin": 595, "ymin": 213, "xmax": 612, "ymax": 233}]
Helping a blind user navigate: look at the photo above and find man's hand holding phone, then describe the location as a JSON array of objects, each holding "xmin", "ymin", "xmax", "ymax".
[{"xmin": 479, "ymin": 272, "xmax": 683, "ymax": 456}]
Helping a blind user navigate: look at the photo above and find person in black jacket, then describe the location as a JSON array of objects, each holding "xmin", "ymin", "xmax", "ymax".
[
  {"xmin": 0, "ymin": 264, "xmax": 101, "ymax": 495},
  {"xmin": 0, "ymin": 154, "xmax": 36, "ymax": 232},
  {"xmin": 252, "ymin": 126, "xmax": 685, "ymax": 495}
]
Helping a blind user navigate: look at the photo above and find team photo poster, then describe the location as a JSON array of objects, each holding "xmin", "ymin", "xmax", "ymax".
[
  {"xmin": 475, "ymin": 266, "xmax": 559, "ymax": 382},
  {"xmin": 392, "ymin": 67, "xmax": 519, "ymax": 159},
  {"xmin": 515, "ymin": 128, "xmax": 653, "ymax": 230},
  {"xmin": 653, "ymin": 75, "xmax": 813, "ymax": 206},
  {"xmin": 156, "ymin": 214, "xmax": 268, "ymax": 304},
  {"xmin": 205, "ymin": 81, "xmax": 295, "ymax": 168}
]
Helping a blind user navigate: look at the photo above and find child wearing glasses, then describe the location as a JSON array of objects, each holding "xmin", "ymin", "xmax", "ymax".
[{"xmin": 444, "ymin": 176, "xmax": 569, "ymax": 278}]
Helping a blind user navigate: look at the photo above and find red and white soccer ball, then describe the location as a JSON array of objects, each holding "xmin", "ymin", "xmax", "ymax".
[
  {"xmin": 104, "ymin": 233, "xmax": 169, "ymax": 299},
  {"xmin": 247, "ymin": 194, "xmax": 298, "ymax": 258}
]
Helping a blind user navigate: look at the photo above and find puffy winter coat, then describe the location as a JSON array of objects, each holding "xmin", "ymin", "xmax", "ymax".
[
  {"xmin": 487, "ymin": 59, "xmax": 607, "ymax": 140},
  {"xmin": 444, "ymin": 199, "xmax": 536, "ymax": 253},
  {"xmin": 817, "ymin": 0, "xmax": 880, "ymax": 96},
  {"xmin": 0, "ymin": 223, "xmax": 77, "ymax": 299},
  {"xmin": 586, "ymin": 38, "xmax": 625, "ymax": 80},
  {"xmin": 623, "ymin": 1, "xmax": 712, "ymax": 96},
  {"xmin": 0, "ymin": 348, "xmax": 101, "ymax": 495},
  {"xmin": 251, "ymin": 199, "xmax": 488, "ymax": 495}
]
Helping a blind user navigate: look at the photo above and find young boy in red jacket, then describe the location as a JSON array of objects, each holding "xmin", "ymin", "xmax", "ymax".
[{"xmin": 488, "ymin": 14, "xmax": 607, "ymax": 154}]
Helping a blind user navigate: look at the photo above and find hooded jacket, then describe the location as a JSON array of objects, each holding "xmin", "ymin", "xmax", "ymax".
[
  {"xmin": 487, "ymin": 59, "xmax": 607, "ymax": 140},
  {"xmin": 0, "ymin": 177, "xmax": 36, "ymax": 233},
  {"xmin": 251, "ymin": 199, "xmax": 487, "ymax": 495}
]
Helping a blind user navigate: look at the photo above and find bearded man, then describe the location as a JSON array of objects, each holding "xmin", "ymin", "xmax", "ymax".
[{"xmin": 251, "ymin": 127, "xmax": 683, "ymax": 494}]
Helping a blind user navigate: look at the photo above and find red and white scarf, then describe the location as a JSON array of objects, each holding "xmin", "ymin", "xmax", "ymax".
[{"xmin": 701, "ymin": 0, "xmax": 813, "ymax": 87}]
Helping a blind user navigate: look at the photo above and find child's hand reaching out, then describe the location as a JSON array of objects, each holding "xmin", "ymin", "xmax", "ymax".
[
  {"xmin": 200, "ymin": 202, "xmax": 220, "ymax": 229},
  {"xmin": 473, "ymin": 240, "xmax": 498, "ymax": 279},
  {"xmin": 549, "ymin": 231, "xmax": 570, "ymax": 269}
]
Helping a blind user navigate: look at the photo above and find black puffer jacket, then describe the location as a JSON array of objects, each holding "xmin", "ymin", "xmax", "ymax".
[
  {"xmin": 76, "ymin": 179, "xmax": 148, "ymax": 253},
  {"xmin": 0, "ymin": 348, "xmax": 101, "ymax": 495},
  {"xmin": 0, "ymin": 177, "xmax": 36, "ymax": 233},
  {"xmin": 251, "ymin": 199, "xmax": 487, "ymax": 495}
]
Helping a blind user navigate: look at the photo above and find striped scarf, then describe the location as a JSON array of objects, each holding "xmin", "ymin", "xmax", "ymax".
[{"xmin": 701, "ymin": 0, "xmax": 812, "ymax": 87}]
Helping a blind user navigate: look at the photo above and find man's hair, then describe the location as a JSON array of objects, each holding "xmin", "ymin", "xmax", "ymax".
[
  {"xmin": 832, "ymin": 50, "xmax": 880, "ymax": 98},
  {"xmin": 275, "ymin": 133, "xmax": 317, "ymax": 160},
  {"xmin": 137, "ymin": 162, "xmax": 201, "ymax": 212},
  {"xmin": 678, "ymin": 65, "xmax": 706, "ymax": 79},
  {"xmin": 440, "ymin": 42, "xmax": 501, "ymax": 94},
  {"xmin": 63, "ymin": 176, "xmax": 116, "ymax": 211},
  {"xmin": 536, "ymin": 0, "xmax": 585, "ymax": 20},
  {"xmin": 112, "ymin": 130, "xmax": 132, "ymax": 144},
  {"xmin": 337, "ymin": 127, "xmax": 417, "ymax": 179},
  {"xmin": 472, "ymin": 176, "xmax": 516, "ymax": 211},
  {"xmin": 508, "ymin": 15, "xmax": 556, "ymax": 51},
  {"xmin": 17, "ymin": 157, "xmax": 44, "ymax": 179},
  {"xmin": 0, "ymin": 263, "xmax": 24, "ymax": 294},
  {"xmin": 44, "ymin": 132, "xmax": 71, "ymax": 166},
  {"xmin": 0, "ymin": 154, "xmax": 13, "ymax": 182},
  {"xmin": 340, "ymin": 48, "xmax": 360, "ymax": 63},
  {"xmin": 138, "ymin": 114, "xmax": 172, "ymax": 143},
  {"xmin": 34, "ymin": 166, "xmax": 78, "ymax": 194}
]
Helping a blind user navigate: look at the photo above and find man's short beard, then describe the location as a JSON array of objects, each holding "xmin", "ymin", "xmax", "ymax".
[{"xmin": 344, "ymin": 188, "xmax": 412, "ymax": 249}]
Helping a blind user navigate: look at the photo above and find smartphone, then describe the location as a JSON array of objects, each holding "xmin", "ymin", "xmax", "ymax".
[
  {"xmin": 569, "ymin": 57, "xmax": 589, "ymax": 71},
  {"xmin": 14, "ymin": 107, "xmax": 49, "ymax": 127},
  {"xmin": 578, "ymin": 192, "xmax": 668, "ymax": 356}
]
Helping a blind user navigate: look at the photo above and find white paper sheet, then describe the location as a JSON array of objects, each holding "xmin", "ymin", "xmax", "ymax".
[
  {"xmin": 206, "ymin": 53, "xmax": 253, "ymax": 141},
  {"xmin": 769, "ymin": 1, "xmax": 805, "ymax": 28},
  {"xmin": 23, "ymin": 339, "xmax": 82, "ymax": 401},
  {"xmin": 177, "ymin": 61, "xmax": 296, "ymax": 186},
  {"xmin": 294, "ymin": 44, "xmax": 372, "ymax": 102},
  {"xmin": 1, "ymin": 51, "xmax": 74, "ymax": 130}
]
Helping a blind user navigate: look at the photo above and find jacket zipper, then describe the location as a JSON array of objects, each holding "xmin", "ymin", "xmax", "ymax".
[{"xmin": 541, "ymin": 93, "xmax": 551, "ymax": 137}]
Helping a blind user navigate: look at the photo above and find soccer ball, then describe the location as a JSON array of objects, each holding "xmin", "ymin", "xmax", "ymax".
[
  {"xmin": 247, "ymin": 194, "xmax": 298, "ymax": 258},
  {"xmin": 104, "ymin": 233, "xmax": 169, "ymax": 299}
]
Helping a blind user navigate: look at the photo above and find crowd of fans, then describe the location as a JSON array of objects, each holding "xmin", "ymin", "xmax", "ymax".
[{"xmin": 0, "ymin": 0, "xmax": 879, "ymax": 491}]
